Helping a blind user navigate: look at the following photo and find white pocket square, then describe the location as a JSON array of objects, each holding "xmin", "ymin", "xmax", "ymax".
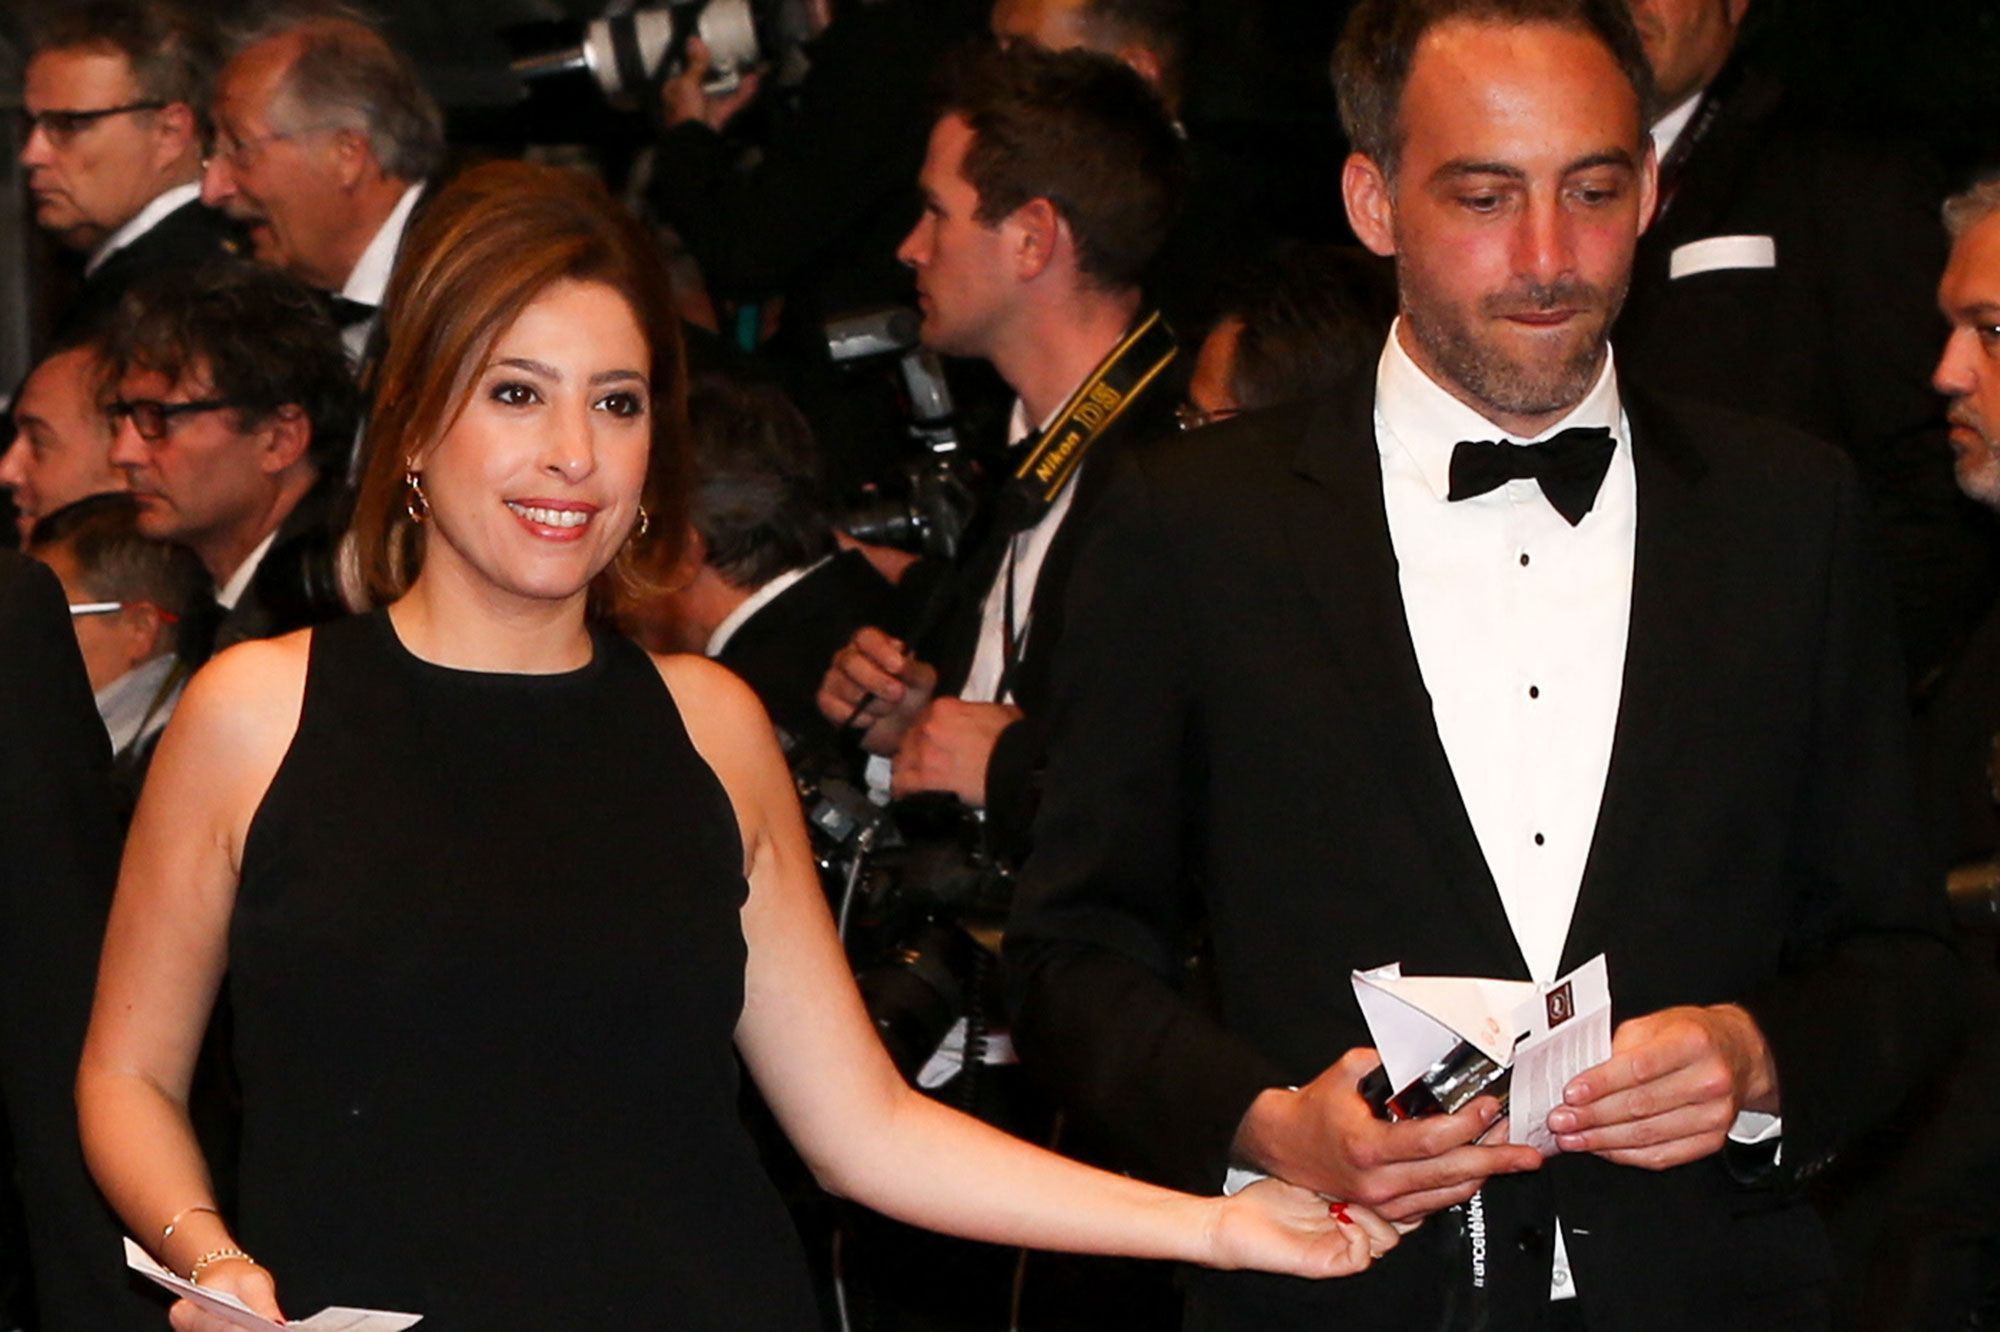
[{"xmin": 1669, "ymin": 234, "xmax": 1776, "ymax": 279}]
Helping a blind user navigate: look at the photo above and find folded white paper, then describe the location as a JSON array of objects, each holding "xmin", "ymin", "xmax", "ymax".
[
  {"xmin": 1668, "ymin": 234, "xmax": 1776, "ymax": 280},
  {"xmin": 1351, "ymin": 954, "xmax": 1613, "ymax": 1154},
  {"xmin": 124, "ymin": 1239, "xmax": 423, "ymax": 1330}
]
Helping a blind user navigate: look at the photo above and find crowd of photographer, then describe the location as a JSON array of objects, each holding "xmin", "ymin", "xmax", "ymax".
[{"xmin": 2, "ymin": 0, "xmax": 1998, "ymax": 1328}]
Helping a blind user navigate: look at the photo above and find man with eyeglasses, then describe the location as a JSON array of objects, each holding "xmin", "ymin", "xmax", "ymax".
[
  {"xmin": 102, "ymin": 260, "xmax": 358, "ymax": 649},
  {"xmin": 18, "ymin": 0, "xmax": 241, "ymax": 341},
  {"xmin": 202, "ymin": 11, "xmax": 443, "ymax": 369}
]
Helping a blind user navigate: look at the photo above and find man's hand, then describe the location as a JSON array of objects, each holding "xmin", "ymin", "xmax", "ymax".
[
  {"xmin": 660, "ymin": 37, "xmax": 765, "ymax": 131},
  {"xmin": 816, "ymin": 626, "xmax": 938, "ymax": 754},
  {"xmin": 1547, "ymin": 1003, "xmax": 1778, "ymax": 1170},
  {"xmin": 1232, "ymin": 1048, "xmax": 1543, "ymax": 1224},
  {"xmin": 891, "ymin": 699, "xmax": 1024, "ymax": 806}
]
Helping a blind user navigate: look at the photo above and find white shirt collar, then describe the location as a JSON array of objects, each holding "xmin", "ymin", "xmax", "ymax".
[
  {"xmin": 339, "ymin": 182, "xmax": 423, "ymax": 306},
  {"xmin": 1374, "ymin": 318, "xmax": 1625, "ymax": 503},
  {"xmin": 85, "ymin": 181, "xmax": 202, "ymax": 276},
  {"xmin": 215, "ymin": 529, "xmax": 280, "ymax": 610},
  {"xmin": 705, "ymin": 556, "xmax": 831, "ymax": 657},
  {"xmin": 1650, "ymin": 91, "xmax": 1704, "ymax": 164},
  {"xmin": 94, "ymin": 653, "xmax": 180, "ymax": 755}
]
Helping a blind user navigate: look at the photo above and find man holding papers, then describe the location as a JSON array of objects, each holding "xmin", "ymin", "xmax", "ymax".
[{"xmin": 1003, "ymin": 0, "xmax": 1960, "ymax": 1327}]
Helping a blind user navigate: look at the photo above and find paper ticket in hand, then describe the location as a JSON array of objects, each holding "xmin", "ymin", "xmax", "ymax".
[
  {"xmin": 1351, "ymin": 954, "xmax": 1612, "ymax": 1156},
  {"xmin": 123, "ymin": 1239, "xmax": 423, "ymax": 1330}
]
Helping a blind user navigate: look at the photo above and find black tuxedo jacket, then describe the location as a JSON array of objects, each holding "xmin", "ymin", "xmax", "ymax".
[
  {"xmin": 717, "ymin": 548, "xmax": 896, "ymax": 747},
  {"xmin": 0, "ymin": 553, "xmax": 158, "ymax": 1329},
  {"xmin": 1004, "ymin": 371, "xmax": 1961, "ymax": 1330},
  {"xmin": 214, "ymin": 477, "xmax": 347, "ymax": 650},
  {"xmin": 921, "ymin": 380, "xmax": 1181, "ymax": 856},
  {"xmin": 54, "ymin": 197, "xmax": 242, "ymax": 343},
  {"xmin": 1616, "ymin": 58, "xmax": 1987, "ymax": 688}
]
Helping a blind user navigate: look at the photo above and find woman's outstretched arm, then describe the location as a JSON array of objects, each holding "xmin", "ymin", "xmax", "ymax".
[{"xmin": 660, "ymin": 654, "xmax": 1395, "ymax": 1276}]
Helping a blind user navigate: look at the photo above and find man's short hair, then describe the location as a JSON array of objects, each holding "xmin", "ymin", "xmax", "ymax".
[
  {"xmin": 27, "ymin": 0, "xmax": 222, "ymax": 122},
  {"xmin": 229, "ymin": 4, "xmax": 445, "ymax": 183},
  {"xmin": 103, "ymin": 260, "xmax": 360, "ymax": 473},
  {"xmin": 939, "ymin": 44, "xmax": 1184, "ymax": 292},
  {"xmin": 1076, "ymin": 0, "xmax": 1189, "ymax": 107},
  {"xmin": 1944, "ymin": 176, "xmax": 2000, "ymax": 239},
  {"xmin": 1333, "ymin": 0, "xmax": 1654, "ymax": 178},
  {"xmin": 686, "ymin": 374, "xmax": 834, "ymax": 590},
  {"xmin": 1213, "ymin": 245, "xmax": 1397, "ymax": 410},
  {"xmin": 28, "ymin": 491, "xmax": 214, "ymax": 658}
]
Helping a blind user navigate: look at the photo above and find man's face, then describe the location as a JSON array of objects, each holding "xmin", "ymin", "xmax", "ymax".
[
  {"xmin": 19, "ymin": 47, "xmax": 169, "ymax": 251},
  {"xmin": 897, "ymin": 115, "xmax": 1019, "ymax": 359},
  {"xmin": 1934, "ymin": 213, "xmax": 2000, "ymax": 508},
  {"xmin": 0, "ymin": 347, "xmax": 123, "ymax": 544},
  {"xmin": 106, "ymin": 360, "xmax": 275, "ymax": 571},
  {"xmin": 202, "ymin": 39, "xmax": 351, "ymax": 289},
  {"xmin": 1348, "ymin": 20, "xmax": 1654, "ymax": 437},
  {"xmin": 1628, "ymin": 0, "xmax": 1748, "ymax": 110}
]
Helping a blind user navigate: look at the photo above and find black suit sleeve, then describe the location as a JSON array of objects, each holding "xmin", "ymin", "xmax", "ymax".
[
  {"xmin": 0, "ymin": 554, "xmax": 158, "ymax": 1329},
  {"xmin": 1004, "ymin": 452, "xmax": 1285, "ymax": 1194},
  {"xmin": 1739, "ymin": 460, "xmax": 1965, "ymax": 1185}
]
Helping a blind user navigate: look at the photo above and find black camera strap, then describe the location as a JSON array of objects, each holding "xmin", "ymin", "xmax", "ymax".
[{"xmin": 989, "ymin": 310, "xmax": 1178, "ymax": 700}]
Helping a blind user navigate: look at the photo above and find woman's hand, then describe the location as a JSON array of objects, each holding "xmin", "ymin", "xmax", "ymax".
[
  {"xmin": 169, "ymin": 1259, "xmax": 284, "ymax": 1329},
  {"xmin": 1205, "ymin": 1178, "xmax": 1401, "ymax": 1278}
]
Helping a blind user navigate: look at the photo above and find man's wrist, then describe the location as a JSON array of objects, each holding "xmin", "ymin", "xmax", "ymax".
[
  {"xmin": 1708, "ymin": 1002, "xmax": 1780, "ymax": 1114},
  {"xmin": 1229, "ymin": 1086, "xmax": 1298, "ymax": 1177}
]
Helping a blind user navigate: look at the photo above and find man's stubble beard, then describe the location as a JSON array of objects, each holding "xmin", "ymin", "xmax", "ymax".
[{"xmin": 1398, "ymin": 263, "xmax": 1630, "ymax": 424}]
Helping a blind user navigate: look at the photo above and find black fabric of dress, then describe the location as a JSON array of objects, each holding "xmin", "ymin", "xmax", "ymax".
[{"xmin": 227, "ymin": 611, "xmax": 817, "ymax": 1329}]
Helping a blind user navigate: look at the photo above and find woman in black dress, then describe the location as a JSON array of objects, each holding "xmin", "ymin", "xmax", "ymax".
[{"xmin": 78, "ymin": 162, "xmax": 1395, "ymax": 1330}]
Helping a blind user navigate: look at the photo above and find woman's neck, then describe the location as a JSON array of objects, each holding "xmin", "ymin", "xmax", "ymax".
[{"xmin": 389, "ymin": 565, "xmax": 595, "ymax": 674}]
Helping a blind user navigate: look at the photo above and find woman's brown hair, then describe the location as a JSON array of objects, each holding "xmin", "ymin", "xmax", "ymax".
[{"xmin": 349, "ymin": 160, "xmax": 689, "ymax": 613}]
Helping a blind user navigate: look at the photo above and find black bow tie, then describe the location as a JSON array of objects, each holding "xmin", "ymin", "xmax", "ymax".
[
  {"xmin": 1447, "ymin": 426, "xmax": 1616, "ymax": 526},
  {"xmin": 321, "ymin": 294, "xmax": 376, "ymax": 330}
]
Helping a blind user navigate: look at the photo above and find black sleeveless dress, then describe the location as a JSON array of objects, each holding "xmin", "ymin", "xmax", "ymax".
[{"xmin": 228, "ymin": 611, "xmax": 819, "ymax": 1329}]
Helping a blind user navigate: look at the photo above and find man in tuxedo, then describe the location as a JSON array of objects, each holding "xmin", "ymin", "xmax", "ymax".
[
  {"xmin": 639, "ymin": 373, "xmax": 896, "ymax": 746},
  {"xmin": 202, "ymin": 11, "xmax": 441, "ymax": 369},
  {"xmin": 814, "ymin": 44, "xmax": 1184, "ymax": 856},
  {"xmin": 103, "ymin": 260, "xmax": 356, "ymax": 649},
  {"xmin": 19, "ymin": 0, "xmax": 240, "ymax": 340},
  {"xmin": 0, "ymin": 550, "xmax": 158, "ymax": 1330},
  {"xmin": 1004, "ymin": 1, "xmax": 1959, "ymax": 1328},
  {"xmin": 1614, "ymin": 0, "xmax": 1984, "ymax": 688}
]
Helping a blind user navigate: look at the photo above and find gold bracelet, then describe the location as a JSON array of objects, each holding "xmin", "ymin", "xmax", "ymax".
[
  {"xmin": 188, "ymin": 1248, "xmax": 255, "ymax": 1283},
  {"xmin": 162, "ymin": 1204, "xmax": 220, "ymax": 1241}
]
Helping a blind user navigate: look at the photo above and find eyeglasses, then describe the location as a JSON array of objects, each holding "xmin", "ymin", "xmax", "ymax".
[
  {"xmin": 207, "ymin": 121, "xmax": 337, "ymax": 168},
  {"xmin": 18, "ymin": 101, "xmax": 167, "ymax": 148},
  {"xmin": 108, "ymin": 397, "xmax": 247, "ymax": 441},
  {"xmin": 69, "ymin": 600, "xmax": 179, "ymax": 624},
  {"xmin": 1173, "ymin": 401, "xmax": 1242, "ymax": 432}
]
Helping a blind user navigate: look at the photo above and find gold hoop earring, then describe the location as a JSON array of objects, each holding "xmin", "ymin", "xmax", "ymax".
[
  {"xmin": 634, "ymin": 504, "xmax": 650, "ymax": 539},
  {"xmin": 403, "ymin": 467, "xmax": 429, "ymax": 524}
]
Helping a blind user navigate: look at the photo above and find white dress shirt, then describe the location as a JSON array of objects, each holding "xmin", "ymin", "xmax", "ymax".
[
  {"xmin": 338, "ymin": 182, "xmax": 423, "ymax": 363},
  {"xmin": 1650, "ymin": 92, "xmax": 1704, "ymax": 164},
  {"xmin": 85, "ymin": 181, "xmax": 202, "ymax": 276},
  {"xmin": 215, "ymin": 529, "xmax": 279, "ymax": 611},
  {"xmin": 95, "ymin": 652, "xmax": 182, "ymax": 757}
]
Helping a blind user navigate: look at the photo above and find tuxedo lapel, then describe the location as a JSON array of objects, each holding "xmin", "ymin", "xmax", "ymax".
[
  {"xmin": 1562, "ymin": 390, "xmax": 1713, "ymax": 972},
  {"xmin": 1284, "ymin": 382, "xmax": 1529, "ymax": 975},
  {"xmin": 1649, "ymin": 63, "xmax": 1783, "ymax": 247}
]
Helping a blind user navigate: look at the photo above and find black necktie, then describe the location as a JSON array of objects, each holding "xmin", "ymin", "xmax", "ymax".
[
  {"xmin": 322, "ymin": 294, "xmax": 376, "ymax": 330},
  {"xmin": 1447, "ymin": 426, "xmax": 1616, "ymax": 526}
]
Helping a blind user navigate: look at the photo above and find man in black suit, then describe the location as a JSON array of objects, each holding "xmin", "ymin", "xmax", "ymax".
[
  {"xmin": 814, "ymin": 44, "xmax": 1184, "ymax": 857},
  {"xmin": 0, "ymin": 550, "xmax": 158, "ymax": 1329},
  {"xmin": 1005, "ymin": 1, "xmax": 1960, "ymax": 1328},
  {"xmin": 20, "ymin": 1, "xmax": 240, "ymax": 341},
  {"xmin": 1613, "ymin": 0, "xmax": 1985, "ymax": 688},
  {"xmin": 637, "ymin": 373, "xmax": 896, "ymax": 746},
  {"xmin": 102, "ymin": 261, "xmax": 357, "ymax": 649}
]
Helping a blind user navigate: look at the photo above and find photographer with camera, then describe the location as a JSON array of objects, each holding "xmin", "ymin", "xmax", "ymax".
[
  {"xmin": 815, "ymin": 42, "xmax": 1184, "ymax": 858},
  {"xmin": 102, "ymin": 260, "xmax": 358, "ymax": 649}
]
